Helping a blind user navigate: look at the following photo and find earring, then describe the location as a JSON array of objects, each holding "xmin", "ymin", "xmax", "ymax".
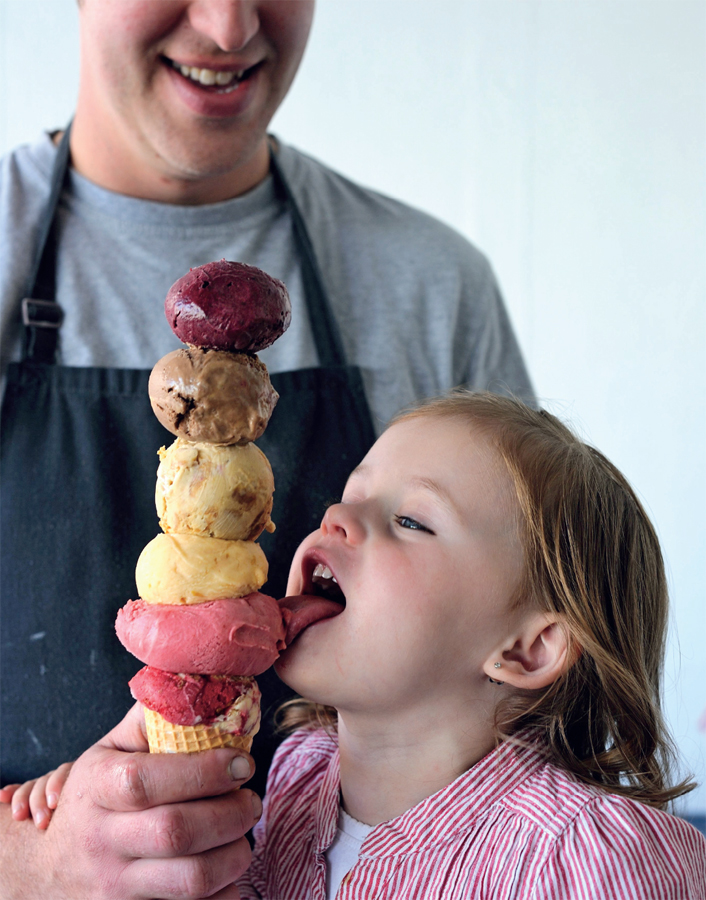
[{"xmin": 489, "ymin": 662, "xmax": 504, "ymax": 685}]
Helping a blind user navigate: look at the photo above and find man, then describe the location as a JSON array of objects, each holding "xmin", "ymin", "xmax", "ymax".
[{"xmin": 0, "ymin": 2, "xmax": 533, "ymax": 896}]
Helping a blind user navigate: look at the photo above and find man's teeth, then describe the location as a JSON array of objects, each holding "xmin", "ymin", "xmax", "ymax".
[
  {"xmin": 312, "ymin": 564, "xmax": 338, "ymax": 589},
  {"xmin": 172, "ymin": 60, "xmax": 243, "ymax": 88}
]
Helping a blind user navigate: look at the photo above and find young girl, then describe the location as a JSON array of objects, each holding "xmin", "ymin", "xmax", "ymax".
[{"xmin": 5, "ymin": 392, "xmax": 705, "ymax": 898}]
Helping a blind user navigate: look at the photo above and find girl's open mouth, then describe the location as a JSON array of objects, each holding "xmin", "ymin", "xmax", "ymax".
[
  {"xmin": 309, "ymin": 563, "xmax": 346, "ymax": 607},
  {"xmin": 277, "ymin": 556, "xmax": 346, "ymax": 646}
]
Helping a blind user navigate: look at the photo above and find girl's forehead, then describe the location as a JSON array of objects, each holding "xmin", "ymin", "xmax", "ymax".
[
  {"xmin": 360, "ymin": 416, "xmax": 508, "ymax": 491},
  {"xmin": 375, "ymin": 414, "xmax": 491, "ymax": 460}
]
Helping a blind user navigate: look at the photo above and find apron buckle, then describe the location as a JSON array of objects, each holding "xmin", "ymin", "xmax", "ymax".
[{"xmin": 21, "ymin": 298, "xmax": 64, "ymax": 329}]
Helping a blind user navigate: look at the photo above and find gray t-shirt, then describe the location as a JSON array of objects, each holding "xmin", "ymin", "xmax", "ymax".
[{"xmin": 0, "ymin": 133, "xmax": 533, "ymax": 430}]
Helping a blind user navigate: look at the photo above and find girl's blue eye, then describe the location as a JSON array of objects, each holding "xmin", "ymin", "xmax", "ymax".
[{"xmin": 395, "ymin": 515, "xmax": 434, "ymax": 534}]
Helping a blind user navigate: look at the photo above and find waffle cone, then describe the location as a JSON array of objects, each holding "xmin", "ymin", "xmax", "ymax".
[{"xmin": 144, "ymin": 704, "xmax": 260, "ymax": 754}]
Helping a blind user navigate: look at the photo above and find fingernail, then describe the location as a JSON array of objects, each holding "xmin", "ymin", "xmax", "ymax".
[
  {"xmin": 35, "ymin": 810, "xmax": 46, "ymax": 826},
  {"xmin": 251, "ymin": 792, "xmax": 263, "ymax": 821},
  {"xmin": 230, "ymin": 756, "xmax": 251, "ymax": 780},
  {"xmin": 47, "ymin": 792, "xmax": 58, "ymax": 809}
]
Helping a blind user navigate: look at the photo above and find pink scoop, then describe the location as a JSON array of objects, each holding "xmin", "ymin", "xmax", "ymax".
[
  {"xmin": 116, "ymin": 593, "xmax": 286, "ymax": 677},
  {"xmin": 116, "ymin": 592, "xmax": 344, "ymax": 677}
]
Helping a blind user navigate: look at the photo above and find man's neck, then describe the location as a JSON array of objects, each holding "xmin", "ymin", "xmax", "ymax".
[
  {"xmin": 336, "ymin": 699, "xmax": 497, "ymax": 827},
  {"xmin": 66, "ymin": 111, "xmax": 271, "ymax": 206}
]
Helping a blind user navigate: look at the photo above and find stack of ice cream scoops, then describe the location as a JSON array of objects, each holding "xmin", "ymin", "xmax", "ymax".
[{"xmin": 114, "ymin": 260, "xmax": 343, "ymax": 755}]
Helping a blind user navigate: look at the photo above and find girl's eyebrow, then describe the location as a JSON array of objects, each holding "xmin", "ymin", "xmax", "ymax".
[
  {"xmin": 348, "ymin": 465, "xmax": 457, "ymax": 514},
  {"xmin": 408, "ymin": 476, "xmax": 458, "ymax": 513}
]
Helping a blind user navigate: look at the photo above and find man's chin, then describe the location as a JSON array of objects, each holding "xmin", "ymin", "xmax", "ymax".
[{"xmin": 146, "ymin": 130, "xmax": 270, "ymax": 198}]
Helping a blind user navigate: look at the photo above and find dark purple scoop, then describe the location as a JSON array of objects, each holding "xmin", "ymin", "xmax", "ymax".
[{"xmin": 165, "ymin": 260, "xmax": 292, "ymax": 353}]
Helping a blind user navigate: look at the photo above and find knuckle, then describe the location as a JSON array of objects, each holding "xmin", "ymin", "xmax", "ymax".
[
  {"xmin": 87, "ymin": 754, "xmax": 116, "ymax": 806},
  {"xmin": 181, "ymin": 854, "xmax": 216, "ymax": 898},
  {"xmin": 153, "ymin": 806, "xmax": 194, "ymax": 856},
  {"xmin": 82, "ymin": 824, "xmax": 105, "ymax": 858},
  {"xmin": 236, "ymin": 790, "xmax": 258, "ymax": 831},
  {"xmin": 116, "ymin": 758, "xmax": 150, "ymax": 808}
]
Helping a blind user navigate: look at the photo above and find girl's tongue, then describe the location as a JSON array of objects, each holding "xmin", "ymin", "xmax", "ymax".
[{"xmin": 278, "ymin": 594, "xmax": 344, "ymax": 645}]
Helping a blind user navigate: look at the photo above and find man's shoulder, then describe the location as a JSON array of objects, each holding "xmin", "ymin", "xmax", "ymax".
[
  {"xmin": 0, "ymin": 133, "xmax": 55, "ymax": 264},
  {"xmin": 0, "ymin": 133, "xmax": 57, "ymax": 331},
  {"xmin": 0, "ymin": 132, "xmax": 55, "ymax": 197},
  {"xmin": 276, "ymin": 140, "xmax": 491, "ymax": 274}
]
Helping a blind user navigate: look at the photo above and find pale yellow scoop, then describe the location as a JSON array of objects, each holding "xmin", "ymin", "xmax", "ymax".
[{"xmin": 136, "ymin": 533, "xmax": 268, "ymax": 605}]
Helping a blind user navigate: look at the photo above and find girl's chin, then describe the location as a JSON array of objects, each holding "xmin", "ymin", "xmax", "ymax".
[
  {"xmin": 273, "ymin": 652, "xmax": 292, "ymax": 677},
  {"xmin": 273, "ymin": 646, "xmax": 310, "ymax": 687},
  {"xmin": 274, "ymin": 655, "xmax": 334, "ymax": 706}
]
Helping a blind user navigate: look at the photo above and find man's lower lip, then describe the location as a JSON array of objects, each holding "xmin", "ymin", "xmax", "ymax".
[{"xmin": 165, "ymin": 62, "xmax": 260, "ymax": 118}]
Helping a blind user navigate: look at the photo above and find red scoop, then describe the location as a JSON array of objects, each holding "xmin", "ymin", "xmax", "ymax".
[{"xmin": 129, "ymin": 667, "xmax": 255, "ymax": 727}]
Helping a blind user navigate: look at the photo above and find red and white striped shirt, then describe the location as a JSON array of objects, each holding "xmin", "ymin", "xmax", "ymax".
[{"xmin": 238, "ymin": 728, "xmax": 706, "ymax": 899}]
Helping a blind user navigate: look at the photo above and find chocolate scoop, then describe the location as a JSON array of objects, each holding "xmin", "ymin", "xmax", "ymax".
[{"xmin": 149, "ymin": 347, "xmax": 278, "ymax": 445}]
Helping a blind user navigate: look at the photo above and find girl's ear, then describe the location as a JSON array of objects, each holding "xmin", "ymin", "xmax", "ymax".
[{"xmin": 483, "ymin": 614, "xmax": 574, "ymax": 690}]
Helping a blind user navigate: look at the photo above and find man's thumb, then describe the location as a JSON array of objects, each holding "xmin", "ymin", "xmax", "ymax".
[{"xmin": 98, "ymin": 701, "xmax": 150, "ymax": 753}]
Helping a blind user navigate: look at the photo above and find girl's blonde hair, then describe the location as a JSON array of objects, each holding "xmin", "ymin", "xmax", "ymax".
[{"xmin": 278, "ymin": 391, "xmax": 693, "ymax": 808}]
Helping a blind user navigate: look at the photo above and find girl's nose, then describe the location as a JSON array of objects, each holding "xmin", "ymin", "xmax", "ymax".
[
  {"xmin": 320, "ymin": 502, "xmax": 365, "ymax": 545},
  {"xmin": 188, "ymin": 1, "xmax": 260, "ymax": 53}
]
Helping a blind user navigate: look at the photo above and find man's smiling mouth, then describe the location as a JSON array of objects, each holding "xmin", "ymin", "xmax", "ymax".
[{"xmin": 165, "ymin": 57, "xmax": 261, "ymax": 93}]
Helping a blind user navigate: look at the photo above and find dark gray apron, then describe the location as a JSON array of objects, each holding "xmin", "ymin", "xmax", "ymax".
[{"xmin": 0, "ymin": 127, "xmax": 375, "ymax": 799}]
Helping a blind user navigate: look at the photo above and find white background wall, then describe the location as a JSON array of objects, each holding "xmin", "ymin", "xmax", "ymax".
[{"xmin": 1, "ymin": 0, "xmax": 704, "ymax": 817}]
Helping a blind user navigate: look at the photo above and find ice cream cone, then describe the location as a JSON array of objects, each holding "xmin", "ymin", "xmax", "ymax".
[
  {"xmin": 144, "ymin": 706, "xmax": 260, "ymax": 754},
  {"xmin": 119, "ymin": 262, "xmax": 291, "ymax": 764}
]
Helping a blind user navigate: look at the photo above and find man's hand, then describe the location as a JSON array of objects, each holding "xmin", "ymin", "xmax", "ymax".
[{"xmin": 0, "ymin": 703, "xmax": 261, "ymax": 900}]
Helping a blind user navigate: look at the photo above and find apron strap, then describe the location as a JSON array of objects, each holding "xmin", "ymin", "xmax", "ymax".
[
  {"xmin": 269, "ymin": 146, "xmax": 348, "ymax": 369},
  {"xmin": 21, "ymin": 124, "xmax": 72, "ymax": 364}
]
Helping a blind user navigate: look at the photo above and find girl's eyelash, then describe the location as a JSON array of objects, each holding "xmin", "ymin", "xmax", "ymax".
[{"xmin": 394, "ymin": 515, "xmax": 434, "ymax": 534}]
